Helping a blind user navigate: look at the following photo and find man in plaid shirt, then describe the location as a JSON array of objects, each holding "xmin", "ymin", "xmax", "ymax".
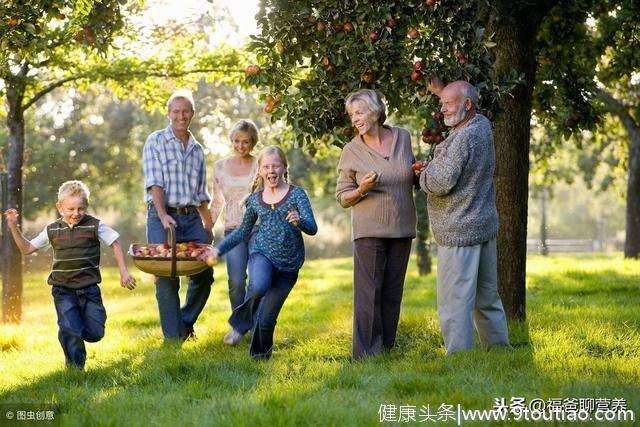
[{"xmin": 142, "ymin": 89, "xmax": 214, "ymax": 342}]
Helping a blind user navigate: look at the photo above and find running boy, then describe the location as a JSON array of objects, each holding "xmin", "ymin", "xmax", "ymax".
[{"xmin": 4, "ymin": 180, "xmax": 136, "ymax": 369}]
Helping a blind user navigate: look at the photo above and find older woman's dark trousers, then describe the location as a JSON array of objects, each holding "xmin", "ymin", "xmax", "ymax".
[{"xmin": 352, "ymin": 237, "xmax": 412, "ymax": 359}]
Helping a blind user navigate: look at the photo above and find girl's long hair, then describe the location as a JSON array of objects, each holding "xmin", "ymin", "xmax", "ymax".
[{"xmin": 250, "ymin": 145, "xmax": 289, "ymax": 193}]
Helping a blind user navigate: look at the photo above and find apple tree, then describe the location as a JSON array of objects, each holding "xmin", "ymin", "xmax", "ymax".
[
  {"xmin": 248, "ymin": 0, "xmax": 639, "ymax": 319},
  {"xmin": 246, "ymin": 0, "xmax": 572, "ymax": 321}
]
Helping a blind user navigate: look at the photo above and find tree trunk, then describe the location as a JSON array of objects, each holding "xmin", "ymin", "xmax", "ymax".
[
  {"xmin": 2, "ymin": 84, "xmax": 25, "ymax": 323},
  {"xmin": 485, "ymin": 1, "xmax": 556, "ymax": 321},
  {"xmin": 623, "ymin": 118, "xmax": 640, "ymax": 258},
  {"xmin": 597, "ymin": 89, "xmax": 640, "ymax": 258},
  {"xmin": 415, "ymin": 188, "xmax": 432, "ymax": 275},
  {"xmin": 540, "ymin": 187, "xmax": 549, "ymax": 256},
  {"xmin": 414, "ymin": 129, "xmax": 432, "ymax": 275}
]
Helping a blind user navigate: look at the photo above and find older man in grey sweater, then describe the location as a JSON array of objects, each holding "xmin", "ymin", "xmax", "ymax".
[{"xmin": 419, "ymin": 80, "xmax": 511, "ymax": 356}]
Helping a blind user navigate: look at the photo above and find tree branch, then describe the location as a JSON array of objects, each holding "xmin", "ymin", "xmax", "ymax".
[
  {"xmin": 101, "ymin": 67, "xmax": 243, "ymax": 79},
  {"xmin": 17, "ymin": 61, "xmax": 29, "ymax": 79},
  {"xmin": 21, "ymin": 66, "xmax": 242, "ymax": 111},
  {"xmin": 524, "ymin": 0, "xmax": 561, "ymax": 29},
  {"xmin": 597, "ymin": 88, "xmax": 640, "ymax": 130},
  {"xmin": 22, "ymin": 75, "xmax": 85, "ymax": 111}
]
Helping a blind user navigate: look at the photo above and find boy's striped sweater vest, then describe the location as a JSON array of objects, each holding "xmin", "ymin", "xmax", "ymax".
[{"xmin": 46, "ymin": 215, "xmax": 101, "ymax": 289}]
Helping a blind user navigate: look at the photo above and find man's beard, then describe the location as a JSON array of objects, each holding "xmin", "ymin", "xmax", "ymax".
[{"xmin": 444, "ymin": 105, "xmax": 467, "ymax": 127}]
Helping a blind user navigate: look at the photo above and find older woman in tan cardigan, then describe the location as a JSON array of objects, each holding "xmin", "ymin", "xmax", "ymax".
[{"xmin": 336, "ymin": 89, "xmax": 417, "ymax": 360}]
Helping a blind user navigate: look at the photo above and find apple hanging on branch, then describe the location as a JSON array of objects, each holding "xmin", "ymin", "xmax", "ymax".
[
  {"xmin": 421, "ymin": 110, "xmax": 448, "ymax": 160},
  {"xmin": 245, "ymin": 64, "xmax": 261, "ymax": 76},
  {"xmin": 263, "ymin": 93, "xmax": 282, "ymax": 114},
  {"xmin": 361, "ymin": 70, "xmax": 375, "ymax": 84}
]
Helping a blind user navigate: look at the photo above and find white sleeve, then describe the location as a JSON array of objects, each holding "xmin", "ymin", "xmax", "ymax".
[
  {"xmin": 29, "ymin": 226, "xmax": 51, "ymax": 250},
  {"xmin": 98, "ymin": 222, "xmax": 120, "ymax": 246}
]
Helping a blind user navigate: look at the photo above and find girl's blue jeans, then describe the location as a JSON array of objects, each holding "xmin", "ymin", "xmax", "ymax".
[{"xmin": 228, "ymin": 253, "xmax": 298, "ymax": 359}]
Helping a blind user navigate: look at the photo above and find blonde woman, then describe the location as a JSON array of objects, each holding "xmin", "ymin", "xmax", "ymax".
[{"xmin": 210, "ymin": 120, "xmax": 259, "ymax": 315}]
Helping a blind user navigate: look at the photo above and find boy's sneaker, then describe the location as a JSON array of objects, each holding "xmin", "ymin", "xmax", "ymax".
[{"xmin": 223, "ymin": 329, "xmax": 243, "ymax": 346}]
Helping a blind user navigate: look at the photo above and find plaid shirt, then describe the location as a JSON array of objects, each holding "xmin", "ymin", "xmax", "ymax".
[{"xmin": 142, "ymin": 126, "xmax": 211, "ymax": 207}]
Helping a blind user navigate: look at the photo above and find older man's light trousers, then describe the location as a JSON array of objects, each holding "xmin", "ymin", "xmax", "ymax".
[{"xmin": 436, "ymin": 238, "xmax": 511, "ymax": 356}]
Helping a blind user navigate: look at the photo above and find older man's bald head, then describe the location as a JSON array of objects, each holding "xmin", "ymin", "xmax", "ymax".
[
  {"xmin": 442, "ymin": 81, "xmax": 479, "ymax": 106},
  {"xmin": 439, "ymin": 80, "xmax": 479, "ymax": 128}
]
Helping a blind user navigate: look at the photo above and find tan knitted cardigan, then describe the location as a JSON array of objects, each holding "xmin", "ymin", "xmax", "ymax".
[{"xmin": 336, "ymin": 126, "xmax": 417, "ymax": 241}]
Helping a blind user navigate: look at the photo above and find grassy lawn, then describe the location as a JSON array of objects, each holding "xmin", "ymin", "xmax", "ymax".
[{"xmin": 0, "ymin": 254, "xmax": 638, "ymax": 426}]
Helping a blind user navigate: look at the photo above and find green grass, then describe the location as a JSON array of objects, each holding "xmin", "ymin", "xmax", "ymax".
[{"xmin": 1, "ymin": 254, "xmax": 639, "ymax": 426}]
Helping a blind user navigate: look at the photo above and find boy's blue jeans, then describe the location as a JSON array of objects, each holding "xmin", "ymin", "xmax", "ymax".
[
  {"xmin": 147, "ymin": 206, "xmax": 214, "ymax": 340},
  {"xmin": 223, "ymin": 227, "xmax": 255, "ymax": 311},
  {"xmin": 51, "ymin": 284, "xmax": 106, "ymax": 369},
  {"xmin": 228, "ymin": 253, "xmax": 298, "ymax": 359}
]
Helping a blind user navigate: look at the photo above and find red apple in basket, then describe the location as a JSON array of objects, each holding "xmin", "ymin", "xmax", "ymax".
[{"xmin": 198, "ymin": 248, "xmax": 218, "ymax": 266}]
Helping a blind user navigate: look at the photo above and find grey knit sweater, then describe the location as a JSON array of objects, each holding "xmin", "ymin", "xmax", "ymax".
[
  {"xmin": 419, "ymin": 114, "xmax": 498, "ymax": 247},
  {"xmin": 336, "ymin": 126, "xmax": 417, "ymax": 241}
]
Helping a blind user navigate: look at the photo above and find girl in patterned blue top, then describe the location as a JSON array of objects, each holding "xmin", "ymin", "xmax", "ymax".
[{"xmin": 204, "ymin": 145, "xmax": 317, "ymax": 359}]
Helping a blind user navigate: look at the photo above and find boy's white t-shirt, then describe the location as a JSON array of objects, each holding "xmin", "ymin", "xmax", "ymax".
[{"xmin": 29, "ymin": 221, "xmax": 120, "ymax": 250}]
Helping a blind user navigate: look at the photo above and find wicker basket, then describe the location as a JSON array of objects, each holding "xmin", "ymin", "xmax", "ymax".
[{"xmin": 128, "ymin": 224, "xmax": 212, "ymax": 278}]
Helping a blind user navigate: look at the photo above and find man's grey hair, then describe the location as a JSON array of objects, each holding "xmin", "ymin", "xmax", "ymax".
[
  {"xmin": 459, "ymin": 82, "xmax": 479, "ymax": 106},
  {"xmin": 167, "ymin": 89, "xmax": 195, "ymax": 113}
]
